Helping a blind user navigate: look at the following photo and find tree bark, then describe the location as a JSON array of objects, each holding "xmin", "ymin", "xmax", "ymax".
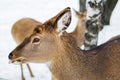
[
  {"xmin": 102, "ymin": 0, "xmax": 118, "ymax": 25},
  {"xmin": 84, "ymin": 0, "xmax": 103, "ymax": 50},
  {"xmin": 79, "ymin": 0, "xmax": 118, "ymax": 50},
  {"xmin": 79, "ymin": 0, "xmax": 86, "ymax": 12}
]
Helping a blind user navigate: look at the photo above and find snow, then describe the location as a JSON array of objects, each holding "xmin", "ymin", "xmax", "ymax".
[{"xmin": 0, "ymin": 0, "xmax": 120, "ymax": 80}]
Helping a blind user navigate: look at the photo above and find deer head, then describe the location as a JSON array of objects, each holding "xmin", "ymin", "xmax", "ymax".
[{"xmin": 8, "ymin": 7, "xmax": 86, "ymax": 64}]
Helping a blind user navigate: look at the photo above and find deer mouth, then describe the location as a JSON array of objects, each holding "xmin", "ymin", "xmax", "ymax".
[{"xmin": 9, "ymin": 57, "xmax": 27, "ymax": 64}]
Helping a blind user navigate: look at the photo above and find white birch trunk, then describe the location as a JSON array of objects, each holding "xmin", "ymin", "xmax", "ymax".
[{"xmin": 84, "ymin": 0, "xmax": 103, "ymax": 50}]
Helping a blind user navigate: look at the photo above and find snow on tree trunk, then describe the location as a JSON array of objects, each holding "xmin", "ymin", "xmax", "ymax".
[{"xmin": 84, "ymin": 0, "xmax": 103, "ymax": 50}]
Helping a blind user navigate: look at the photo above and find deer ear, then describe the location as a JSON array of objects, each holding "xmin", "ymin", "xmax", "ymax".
[{"xmin": 55, "ymin": 8, "xmax": 71, "ymax": 33}]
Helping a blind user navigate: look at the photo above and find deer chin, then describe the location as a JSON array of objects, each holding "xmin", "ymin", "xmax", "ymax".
[{"xmin": 9, "ymin": 57, "xmax": 27, "ymax": 65}]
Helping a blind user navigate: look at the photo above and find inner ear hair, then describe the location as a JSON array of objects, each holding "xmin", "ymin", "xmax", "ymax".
[
  {"xmin": 62, "ymin": 13, "xmax": 71, "ymax": 27},
  {"xmin": 57, "ymin": 10, "xmax": 71, "ymax": 32}
]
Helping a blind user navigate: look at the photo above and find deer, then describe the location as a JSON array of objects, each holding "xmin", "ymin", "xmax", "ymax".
[
  {"xmin": 11, "ymin": 7, "xmax": 86, "ymax": 80},
  {"xmin": 8, "ymin": 7, "xmax": 120, "ymax": 80},
  {"xmin": 11, "ymin": 18, "xmax": 42, "ymax": 80}
]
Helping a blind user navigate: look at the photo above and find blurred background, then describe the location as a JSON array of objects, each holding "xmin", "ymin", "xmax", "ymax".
[{"xmin": 0, "ymin": 0, "xmax": 120, "ymax": 80}]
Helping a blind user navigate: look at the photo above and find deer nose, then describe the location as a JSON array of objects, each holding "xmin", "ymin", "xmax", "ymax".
[{"xmin": 8, "ymin": 52, "xmax": 13, "ymax": 59}]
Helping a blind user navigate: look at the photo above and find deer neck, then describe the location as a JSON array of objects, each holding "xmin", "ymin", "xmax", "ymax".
[
  {"xmin": 71, "ymin": 20, "xmax": 86, "ymax": 48},
  {"xmin": 47, "ymin": 35, "xmax": 85, "ymax": 80}
]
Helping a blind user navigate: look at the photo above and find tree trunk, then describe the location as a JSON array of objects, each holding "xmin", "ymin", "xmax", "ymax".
[
  {"xmin": 79, "ymin": 0, "xmax": 86, "ymax": 12},
  {"xmin": 102, "ymin": 0, "xmax": 118, "ymax": 25},
  {"xmin": 79, "ymin": 0, "xmax": 118, "ymax": 50},
  {"xmin": 84, "ymin": 0, "xmax": 103, "ymax": 50}
]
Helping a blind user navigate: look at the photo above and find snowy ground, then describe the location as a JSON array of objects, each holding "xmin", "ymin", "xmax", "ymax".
[{"xmin": 0, "ymin": 0, "xmax": 120, "ymax": 80}]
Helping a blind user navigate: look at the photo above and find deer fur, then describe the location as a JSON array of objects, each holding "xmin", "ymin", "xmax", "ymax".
[
  {"xmin": 12, "ymin": 18, "xmax": 42, "ymax": 44},
  {"xmin": 11, "ymin": 18, "xmax": 41, "ymax": 80},
  {"xmin": 8, "ymin": 7, "xmax": 120, "ymax": 80}
]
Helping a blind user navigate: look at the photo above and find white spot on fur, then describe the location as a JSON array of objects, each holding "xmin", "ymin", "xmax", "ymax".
[
  {"xmin": 58, "ymin": 31, "xmax": 64, "ymax": 37},
  {"xmin": 13, "ymin": 61, "xmax": 21, "ymax": 65}
]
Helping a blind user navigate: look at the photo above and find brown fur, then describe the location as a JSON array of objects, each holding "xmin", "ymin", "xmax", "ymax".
[
  {"xmin": 70, "ymin": 10, "xmax": 86, "ymax": 47},
  {"xmin": 11, "ymin": 18, "xmax": 41, "ymax": 80},
  {"xmin": 12, "ymin": 18, "xmax": 42, "ymax": 44},
  {"xmin": 9, "ymin": 8, "xmax": 120, "ymax": 80}
]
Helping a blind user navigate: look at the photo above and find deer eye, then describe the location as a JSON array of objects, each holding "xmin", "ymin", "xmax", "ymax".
[{"xmin": 32, "ymin": 38, "xmax": 40, "ymax": 43}]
